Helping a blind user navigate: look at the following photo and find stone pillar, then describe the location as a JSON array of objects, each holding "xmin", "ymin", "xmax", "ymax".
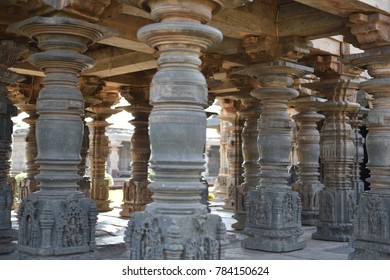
[
  {"xmin": 0, "ymin": 40, "xmax": 26, "ymax": 254},
  {"xmin": 123, "ymin": 0, "xmax": 231, "ymax": 260},
  {"xmin": 348, "ymin": 107, "xmax": 369, "ymax": 204},
  {"xmin": 88, "ymin": 102, "xmax": 120, "ymax": 212},
  {"xmin": 77, "ymin": 117, "xmax": 91, "ymax": 197},
  {"xmin": 345, "ymin": 13, "xmax": 390, "ymax": 259},
  {"xmin": 305, "ymin": 55, "xmax": 361, "ymax": 242},
  {"xmin": 242, "ymin": 61, "xmax": 311, "ymax": 252},
  {"xmin": 290, "ymin": 80, "xmax": 325, "ymax": 226},
  {"xmin": 219, "ymin": 98, "xmax": 243, "ymax": 210},
  {"xmin": 7, "ymin": 16, "xmax": 114, "ymax": 258},
  {"xmin": 109, "ymin": 141, "xmax": 121, "ymax": 178},
  {"xmin": 231, "ymin": 93, "xmax": 262, "ymax": 230},
  {"xmin": 120, "ymin": 86, "xmax": 152, "ymax": 218},
  {"xmin": 18, "ymin": 103, "xmax": 39, "ymax": 201}
]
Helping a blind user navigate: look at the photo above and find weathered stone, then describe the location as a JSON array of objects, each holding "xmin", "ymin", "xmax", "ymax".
[
  {"xmin": 235, "ymin": 60, "xmax": 312, "ymax": 252},
  {"xmin": 291, "ymin": 80, "xmax": 325, "ymax": 226},
  {"xmin": 346, "ymin": 14, "xmax": 390, "ymax": 259},
  {"xmin": 122, "ymin": 0, "xmax": 232, "ymax": 260},
  {"xmin": 7, "ymin": 16, "xmax": 115, "ymax": 258},
  {"xmin": 306, "ymin": 55, "xmax": 361, "ymax": 242},
  {"xmin": 120, "ymin": 86, "xmax": 152, "ymax": 217},
  {"xmin": 0, "ymin": 40, "xmax": 26, "ymax": 254}
]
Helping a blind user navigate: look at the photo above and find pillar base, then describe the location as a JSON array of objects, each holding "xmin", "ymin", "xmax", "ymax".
[
  {"xmin": 18, "ymin": 191, "xmax": 97, "ymax": 257},
  {"xmin": 312, "ymin": 188, "xmax": 354, "ymax": 242},
  {"xmin": 243, "ymin": 188, "xmax": 305, "ymax": 252},
  {"xmin": 18, "ymin": 250, "xmax": 100, "ymax": 260},
  {"xmin": 120, "ymin": 180, "xmax": 151, "ymax": 218},
  {"xmin": 232, "ymin": 213, "xmax": 245, "ymax": 230},
  {"xmin": 0, "ymin": 231, "xmax": 15, "ymax": 254},
  {"xmin": 124, "ymin": 209, "xmax": 228, "ymax": 260},
  {"xmin": 301, "ymin": 211, "xmax": 319, "ymax": 226},
  {"xmin": 349, "ymin": 193, "xmax": 390, "ymax": 259},
  {"xmin": 242, "ymin": 228, "xmax": 306, "ymax": 252},
  {"xmin": 311, "ymin": 223, "xmax": 353, "ymax": 242},
  {"xmin": 95, "ymin": 200, "xmax": 112, "ymax": 212}
]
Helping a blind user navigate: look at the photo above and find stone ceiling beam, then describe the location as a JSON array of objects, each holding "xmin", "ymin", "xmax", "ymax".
[{"xmin": 293, "ymin": 0, "xmax": 390, "ymax": 17}]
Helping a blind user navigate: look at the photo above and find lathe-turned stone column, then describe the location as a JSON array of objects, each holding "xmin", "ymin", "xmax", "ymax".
[
  {"xmin": 306, "ymin": 55, "xmax": 361, "ymax": 242},
  {"xmin": 235, "ymin": 60, "xmax": 312, "ymax": 252},
  {"xmin": 0, "ymin": 40, "xmax": 26, "ymax": 254},
  {"xmin": 123, "ymin": 0, "xmax": 232, "ymax": 260},
  {"xmin": 18, "ymin": 103, "xmax": 39, "ymax": 200},
  {"xmin": 290, "ymin": 82, "xmax": 325, "ymax": 226},
  {"xmin": 120, "ymin": 86, "xmax": 152, "ymax": 218},
  {"xmin": 232, "ymin": 94, "xmax": 262, "ymax": 230},
  {"xmin": 8, "ymin": 16, "xmax": 114, "ymax": 258},
  {"xmin": 346, "ymin": 13, "xmax": 390, "ymax": 259},
  {"xmin": 88, "ymin": 103, "xmax": 120, "ymax": 212}
]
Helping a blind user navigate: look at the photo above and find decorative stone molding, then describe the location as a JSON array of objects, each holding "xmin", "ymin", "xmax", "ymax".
[
  {"xmin": 122, "ymin": 0, "xmax": 234, "ymax": 260},
  {"xmin": 306, "ymin": 55, "xmax": 361, "ymax": 242},
  {"xmin": 0, "ymin": 40, "xmax": 26, "ymax": 255},
  {"xmin": 290, "ymin": 78, "xmax": 325, "ymax": 226},
  {"xmin": 120, "ymin": 85, "xmax": 152, "ymax": 218},
  {"xmin": 231, "ymin": 92, "xmax": 262, "ymax": 230},
  {"xmin": 7, "ymin": 16, "xmax": 115, "ymax": 258},
  {"xmin": 234, "ymin": 60, "xmax": 312, "ymax": 252},
  {"xmin": 345, "ymin": 14, "xmax": 390, "ymax": 259}
]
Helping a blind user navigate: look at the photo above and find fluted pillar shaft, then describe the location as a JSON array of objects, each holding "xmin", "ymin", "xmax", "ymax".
[
  {"xmin": 232, "ymin": 96, "xmax": 261, "ymax": 230},
  {"xmin": 0, "ymin": 40, "xmax": 26, "ymax": 254},
  {"xmin": 235, "ymin": 60, "xmax": 311, "ymax": 252},
  {"xmin": 123, "ymin": 0, "xmax": 232, "ymax": 260},
  {"xmin": 7, "ymin": 16, "xmax": 114, "ymax": 257},
  {"xmin": 307, "ymin": 78, "xmax": 360, "ymax": 242},
  {"xmin": 121, "ymin": 103, "xmax": 152, "ymax": 217}
]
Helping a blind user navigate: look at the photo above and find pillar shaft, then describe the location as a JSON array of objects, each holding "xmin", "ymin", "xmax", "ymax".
[
  {"xmin": 121, "ymin": 100, "xmax": 152, "ymax": 217},
  {"xmin": 232, "ymin": 95, "xmax": 261, "ymax": 230},
  {"xmin": 305, "ymin": 55, "xmax": 361, "ymax": 241},
  {"xmin": 346, "ymin": 13, "xmax": 390, "ymax": 259},
  {"xmin": 7, "ymin": 16, "xmax": 114, "ymax": 257},
  {"xmin": 291, "ymin": 88, "xmax": 325, "ymax": 226},
  {"xmin": 123, "ymin": 0, "xmax": 231, "ymax": 260},
  {"xmin": 235, "ymin": 60, "xmax": 312, "ymax": 252},
  {"xmin": 0, "ymin": 40, "xmax": 26, "ymax": 254}
]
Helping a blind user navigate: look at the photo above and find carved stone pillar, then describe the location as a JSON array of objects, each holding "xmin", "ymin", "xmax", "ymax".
[
  {"xmin": 290, "ymin": 80, "xmax": 325, "ymax": 226},
  {"xmin": 345, "ymin": 13, "xmax": 390, "ymax": 259},
  {"xmin": 219, "ymin": 98, "xmax": 243, "ymax": 210},
  {"xmin": 348, "ymin": 107, "xmax": 369, "ymax": 204},
  {"xmin": 18, "ymin": 103, "xmax": 39, "ymax": 200},
  {"xmin": 232, "ymin": 93, "xmax": 262, "ymax": 230},
  {"xmin": 77, "ymin": 117, "xmax": 91, "ymax": 197},
  {"xmin": 8, "ymin": 16, "xmax": 114, "ymax": 258},
  {"xmin": 0, "ymin": 40, "xmax": 26, "ymax": 254},
  {"xmin": 123, "ymin": 0, "xmax": 232, "ymax": 260},
  {"xmin": 120, "ymin": 85, "xmax": 152, "ymax": 218},
  {"xmin": 88, "ymin": 102, "xmax": 120, "ymax": 212},
  {"xmin": 235, "ymin": 59, "xmax": 312, "ymax": 252},
  {"xmin": 306, "ymin": 55, "xmax": 361, "ymax": 242}
]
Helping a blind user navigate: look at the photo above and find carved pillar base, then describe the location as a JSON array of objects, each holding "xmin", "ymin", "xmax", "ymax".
[
  {"xmin": 243, "ymin": 188, "xmax": 305, "ymax": 252},
  {"xmin": 348, "ymin": 193, "xmax": 390, "ymax": 259},
  {"xmin": 125, "ymin": 210, "xmax": 227, "ymax": 260},
  {"xmin": 120, "ymin": 179, "xmax": 151, "ymax": 217},
  {"xmin": 18, "ymin": 192, "xmax": 97, "ymax": 257},
  {"xmin": 8, "ymin": 16, "xmax": 114, "ymax": 258},
  {"xmin": 235, "ymin": 61, "xmax": 310, "ymax": 252}
]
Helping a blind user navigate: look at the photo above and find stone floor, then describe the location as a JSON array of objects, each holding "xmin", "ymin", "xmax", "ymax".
[{"xmin": 1, "ymin": 200, "xmax": 353, "ymax": 260}]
